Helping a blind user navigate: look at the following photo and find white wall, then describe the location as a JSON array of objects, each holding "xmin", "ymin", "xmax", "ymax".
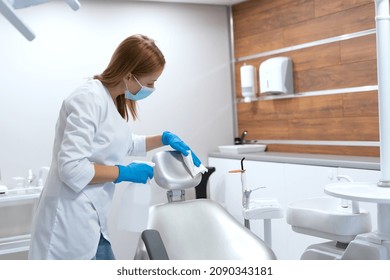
[{"xmin": 0, "ymin": 0, "xmax": 234, "ymax": 259}]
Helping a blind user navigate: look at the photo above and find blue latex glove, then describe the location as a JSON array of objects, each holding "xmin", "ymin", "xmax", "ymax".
[
  {"xmin": 114, "ymin": 163, "xmax": 154, "ymax": 184},
  {"xmin": 161, "ymin": 131, "xmax": 201, "ymax": 167}
]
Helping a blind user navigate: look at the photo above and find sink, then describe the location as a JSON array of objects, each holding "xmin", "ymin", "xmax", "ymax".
[
  {"xmin": 243, "ymin": 198, "xmax": 283, "ymax": 220},
  {"xmin": 218, "ymin": 144, "xmax": 267, "ymax": 154},
  {"xmin": 286, "ymin": 197, "xmax": 371, "ymax": 243}
]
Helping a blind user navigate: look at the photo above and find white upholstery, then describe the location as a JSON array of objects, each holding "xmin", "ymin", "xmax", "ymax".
[{"xmin": 134, "ymin": 151, "xmax": 276, "ymax": 260}]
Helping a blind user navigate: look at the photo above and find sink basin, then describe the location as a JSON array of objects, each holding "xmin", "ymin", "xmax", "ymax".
[
  {"xmin": 218, "ymin": 144, "xmax": 267, "ymax": 154},
  {"xmin": 286, "ymin": 197, "xmax": 371, "ymax": 243},
  {"xmin": 243, "ymin": 198, "xmax": 283, "ymax": 220}
]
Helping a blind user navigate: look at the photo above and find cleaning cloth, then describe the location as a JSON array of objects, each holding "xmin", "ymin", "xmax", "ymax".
[{"xmin": 182, "ymin": 150, "xmax": 208, "ymax": 177}]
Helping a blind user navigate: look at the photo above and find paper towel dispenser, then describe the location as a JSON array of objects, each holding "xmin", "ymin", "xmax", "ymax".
[{"xmin": 259, "ymin": 57, "xmax": 293, "ymax": 95}]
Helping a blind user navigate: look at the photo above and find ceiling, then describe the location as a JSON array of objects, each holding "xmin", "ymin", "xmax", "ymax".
[{"xmin": 131, "ymin": 0, "xmax": 247, "ymax": 5}]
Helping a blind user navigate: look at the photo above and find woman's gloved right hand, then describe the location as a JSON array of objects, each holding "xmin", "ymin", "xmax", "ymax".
[
  {"xmin": 114, "ymin": 162, "xmax": 154, "ymax": 184},
  {"xmin": 161, "ymin": 131, "xmax": 201, "ymax": 167}
]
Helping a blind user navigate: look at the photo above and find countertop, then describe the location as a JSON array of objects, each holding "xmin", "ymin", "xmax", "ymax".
[{"xmin": 208, "ymin": 151, "xmax": 380, "ymax": 170}]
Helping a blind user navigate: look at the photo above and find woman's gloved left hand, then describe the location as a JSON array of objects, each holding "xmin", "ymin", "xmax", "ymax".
[
  {"xmin": 114, "ymin": 162, "xmax": 154, "ymax": 184},
  {"xmin": 161, "ymin": 131, "xmax": 201, "ymax": 167}
]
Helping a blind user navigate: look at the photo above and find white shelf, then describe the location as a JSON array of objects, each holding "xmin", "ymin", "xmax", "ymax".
[
  {"xmin": 0, "ymin": 187, "xmax": 41, "ymax": 207},
  {"xmin": 0, "ymin": 234, "xmax": 31, "ymax": 255},
  {"xmin": 236, "ymin": 85, "xmax": 378, "ymax": 103}
]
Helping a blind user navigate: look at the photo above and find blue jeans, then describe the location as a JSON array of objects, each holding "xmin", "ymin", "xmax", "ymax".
[{"xmin": 92, "ymin": 234, "xmax": 116, "ymax": 260}]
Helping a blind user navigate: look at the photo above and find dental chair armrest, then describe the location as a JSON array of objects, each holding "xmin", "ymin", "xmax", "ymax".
[{"xmin": 141, "ymin": 230, "xmax": 169, "ymax": 260}]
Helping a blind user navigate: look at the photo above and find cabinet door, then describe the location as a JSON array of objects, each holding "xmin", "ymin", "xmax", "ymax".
[{"xmin": 208, "ymin": 157, "xmax": 241, "ymax": 212}]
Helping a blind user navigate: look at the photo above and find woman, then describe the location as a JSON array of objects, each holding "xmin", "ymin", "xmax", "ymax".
[{"xmin": 28, "ymin": 34, "xmax": 201, "ymax": 260}]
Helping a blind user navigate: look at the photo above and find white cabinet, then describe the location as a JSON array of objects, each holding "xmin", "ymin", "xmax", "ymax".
[
  {"xmin": 0, "ymin": 190, "xmax": 40, "ymax": 259},
  {"xmin": 208, "ymin": 156, "xmax": 381, "ymax": 260}
]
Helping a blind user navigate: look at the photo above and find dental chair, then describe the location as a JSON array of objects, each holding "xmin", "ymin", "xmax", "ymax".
[{"xmin": 134, "ymin": 151, "xmax": 276, "ymax": 260}]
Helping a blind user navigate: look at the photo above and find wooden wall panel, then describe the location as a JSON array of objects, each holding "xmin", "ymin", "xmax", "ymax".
[
  {"xmin": 233, "ymin": 1, "xmax": 375, "ymax": 58},
  {"xmin": 234, "ymin": 31, "xmax": 285, "ymax": 59},
  {"xmin": 233, "ymin": 0, "xmax": 300, "ymax": 16},
  {"xmin": 238, "ymin": 120, "xmax": 290, "ymax": 140},
  {"xmin": 294, "ymin": 60, "xmax": 377, "ymax": 92},
  {"xmin": 265, "ymin": 144, "xmax": 379, "ymax": 157},
  {"xmin": 289, "ymin": 116, "xmax": 378, "ymax": 141},
  {"xmin": 237, "ymin": 93, "xmax": 379, "ymax": 141},
  {"xmin": 284, "ymin": 3, "xmax": 375, "ymax": 46},
  {"xmin": 340, "ymin": 34, "xmax": 377, "ymax": 64},
  {"xmin": 237, "ymin": 94, "xmax": 344, "ymax": 121},
  {"xmin": 234, "ymin": 0, "xmax": 315, "ymax": 57},
  {"xmin": 233, "ymin": 0, "xmax": 313, "ymax": 40},
  {"xmin": 232, "ymin": 0, "xmax": 379, "ymax": 157},
  {"xmin": 314, "ymin": 0, "xmax": 373, "ymax": 17},
  {"xmin": 343, "ymin": 91, "xmax": 378, "ymax": 117}
]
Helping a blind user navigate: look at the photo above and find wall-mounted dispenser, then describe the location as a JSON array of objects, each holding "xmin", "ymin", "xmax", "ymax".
[
  {"xmin": 240, "ymin": 64, "xmax": 257, "ymax": 102},
  {"xmin": 259, "ymin": 57, "xmax": 293, "ymax": 95}
]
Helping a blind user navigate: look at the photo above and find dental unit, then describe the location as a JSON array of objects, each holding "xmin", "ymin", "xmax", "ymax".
[{"xmin": 229, "ymin": 157, "xmax": 283, "ymax": 249}]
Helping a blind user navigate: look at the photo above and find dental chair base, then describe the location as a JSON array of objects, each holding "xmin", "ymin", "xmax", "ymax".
[
  {"xmin": 340, "ymin": 232, "xmax": 390, "ymax": 260},
  {"xmin": 300, "ymin": 241, "xmax": 346, "ymax": 260},
  {"xmin": 300, "ymin": 233, "xmax": 390, "ymax": 260}
]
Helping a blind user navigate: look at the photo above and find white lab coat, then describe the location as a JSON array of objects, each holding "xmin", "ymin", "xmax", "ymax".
[{"xmin": 28, "ymin": 79, "xmax": 146, "ymax": 259}]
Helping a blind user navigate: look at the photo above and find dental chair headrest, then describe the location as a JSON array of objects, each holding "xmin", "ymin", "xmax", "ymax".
[{"xmin": 152, "ymin": 151, "xmax": 202, "ymax": 190}]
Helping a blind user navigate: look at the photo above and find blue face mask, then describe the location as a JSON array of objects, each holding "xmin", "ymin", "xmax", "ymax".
[{"xmin": 125, "ymin": 76, "xmax": 155, "ymax": 101}]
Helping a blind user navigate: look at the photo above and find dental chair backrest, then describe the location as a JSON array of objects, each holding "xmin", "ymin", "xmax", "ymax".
[
  {"xmin": 153, "ymin": 150, "xmax": 202, "ymax": 202},
  {"xmin": 134, "ymin": 151, "xmax": 277, "ymax": 260},
  {"xmin": 153, "ymin": 150, "xmax": 202, "ymax": 190}
]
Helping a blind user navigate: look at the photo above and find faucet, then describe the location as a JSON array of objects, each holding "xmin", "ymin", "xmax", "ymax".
[
  {"xmin": 234, "ymin": 130, "xmax": 248, "ymax": 145},
  {"xmin": 336, "ymin": 175, "xmax": 353, "ymax": 182},
  {"xmin": 243, "ymin": 186, "xmax": 265, "ymax": 209},
  {"xmin": 336, "ymin": 174, "xmax": 360, "ymax": 213},
  {"xmin": 240, "ymin": 130, "xmax": 248, "ymax": 144}
]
